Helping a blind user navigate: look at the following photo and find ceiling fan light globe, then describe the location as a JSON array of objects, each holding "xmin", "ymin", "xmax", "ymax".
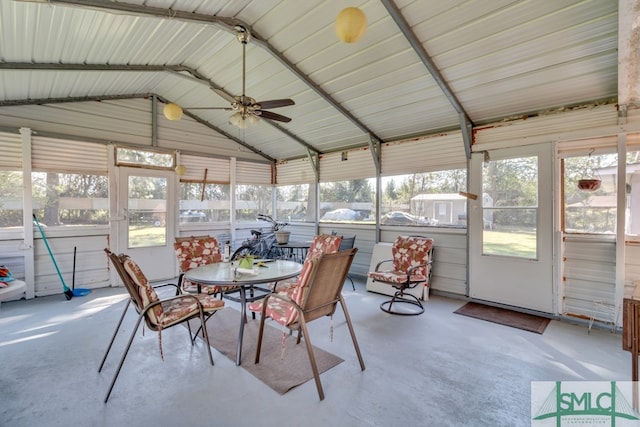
[
  {"xmin": 336, "ymin": 7, "xmax": 367, "ymax": 43},
  {"xmin": 229, "ymin": 111, "xmax": 243, "ymax": 127},
  {"xmin": 230, "ymin": 111, "xmax": 252, "ymax": 129},
  {"xmin": 163, "ymin": 103, "xmax": 183, "ymax": 121},
  {"xmin": 247, "ymin": 114, "xmax": 260, "ymax": 126}
]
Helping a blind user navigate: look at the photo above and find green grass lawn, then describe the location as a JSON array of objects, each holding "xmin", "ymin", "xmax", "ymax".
[
  {"xmin": 127, "ymin": 224, "xmax": 537, "ymax": 257},
  {"xmin": 128, "ymin": 225, "xmax": 166, "ymax": 247},
  {"xmin": 482, "ymin": 230, "xmax": 536, "ymax": 258}
]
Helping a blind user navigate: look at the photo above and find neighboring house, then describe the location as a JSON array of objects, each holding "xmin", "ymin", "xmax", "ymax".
[{"xmin": 410, "ymin": 193, "xmax": 495, "ymax": 228}]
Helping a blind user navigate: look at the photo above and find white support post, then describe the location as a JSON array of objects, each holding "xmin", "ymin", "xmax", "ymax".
[
  {"xmin": 19, "ymin": 127, "xmax": 34, "ymax": 299},
  {"xmin": 616, "ymin": 133, "xmax": 628, "ymax": 326}
]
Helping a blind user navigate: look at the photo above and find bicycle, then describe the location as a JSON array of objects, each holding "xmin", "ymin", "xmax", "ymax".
[{"xmin": 231, "ymin": 214, "xmax": 289, "ymax": 261}]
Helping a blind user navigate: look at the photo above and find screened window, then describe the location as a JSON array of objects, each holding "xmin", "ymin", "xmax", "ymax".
[
  {"xmin": 116, "ymin": 147, "xmax": 175, "ymax": 169},
  {"xmin": 126, "ymin": 174, "xmax": 167, "ymax": 248},
  {"xmin": 381, "ymin": 169, "xmax": 467, "ymax": 227},
  {"xmin": 235, "ymin": 184, "xmax": 273, "ymax": 222},
  {"xmin": 319, "ymin": 179, "xmax": 375, "ymax": 223},
  {"xmin": 627, "ymin": 150, "xmax": 640, "ymax": 236},
  {"xmin": 0, "ymin": 171, "xmax": 23, "ymax": 228},
  {"xmin": 276, "ymin": 184, "xmax": 311, "ymax": 222},
  {"xmin": 179, "ymin": 182, "xmax": 230, "ymax": 224},
  {"xmin": 482, "ymin": 156, "xmax": 538, "ymax": 258},
  {"xmin": 563, "ymin": 153, "xmax": 617, "ymax": 234},
  {"xmin": 32, "ymin": 172, "xmax": 109, "ymax": 226}
]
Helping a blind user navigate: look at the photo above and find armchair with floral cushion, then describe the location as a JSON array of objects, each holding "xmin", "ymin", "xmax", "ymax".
[{"xmin": 368, "ymin": 235, "xmax": 434, "ymax": 315}]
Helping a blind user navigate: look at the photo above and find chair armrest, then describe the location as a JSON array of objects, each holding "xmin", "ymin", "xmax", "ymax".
[
  {"xmin": 260, "ymin": 292, "xmax": 303, "ymax": 327},
  {"xmin": 152, "ymin": 281, "xmax": 181, "ymax": 296},
  {"xmin": 407, "ymin": 259, "xmax": 432, "ymax": 279},
  {"xmin": 262, "ymin": 292, "xmax": 302, "ymax": 311},
  {"xmin": 141, "ymin": 293, "xmax": 206, "ymax": 318},
  {"xmin": 374, "ymin": 259, "xmax": 393, "ymax": 271}
]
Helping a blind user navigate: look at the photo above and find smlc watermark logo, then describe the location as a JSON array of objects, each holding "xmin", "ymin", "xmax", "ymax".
[{"xmin": 532, "ymin": 381, "xmax": 640, "ymax": 426}]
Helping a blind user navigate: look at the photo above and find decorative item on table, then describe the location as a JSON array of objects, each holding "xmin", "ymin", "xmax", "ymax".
[
  {"xmin": 223, "ymin": 241, "xmax": 231, "ymax": 262},
  {"xmin": 236, "ymin": 255, "xmax": 258, "ymax": 275}
]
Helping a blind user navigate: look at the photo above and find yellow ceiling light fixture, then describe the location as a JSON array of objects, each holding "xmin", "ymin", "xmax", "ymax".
[
  {"xmin": 163, "ymin": 103, "xmax": 183, "ymax": 121},
  {"xmin": 335, "ymin": 7, "xmax": 367, "ymax": 43}
]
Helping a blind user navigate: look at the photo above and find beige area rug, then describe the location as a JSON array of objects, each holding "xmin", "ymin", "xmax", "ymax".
[{"xmin": 190, "ymin": 308, "xmax": 343, "ymax": 394}]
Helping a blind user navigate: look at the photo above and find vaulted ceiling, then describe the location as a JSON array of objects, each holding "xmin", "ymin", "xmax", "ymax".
[{"xmin": 0, "ymin": 0, "xmax": 620, "ymax": 162}]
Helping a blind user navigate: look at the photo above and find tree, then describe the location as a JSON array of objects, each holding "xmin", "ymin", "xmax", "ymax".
[{"xmin": 0, "ymin": 171, "xmax": 23, "ymax": 227}]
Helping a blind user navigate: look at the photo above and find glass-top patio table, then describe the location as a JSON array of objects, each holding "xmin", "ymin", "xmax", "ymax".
[{"xmin": 185, "ymin": 259, "xmax": 302, "ymax": 365}]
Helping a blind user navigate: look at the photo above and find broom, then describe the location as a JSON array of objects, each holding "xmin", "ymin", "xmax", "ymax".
[
  {"xmin": 71, "ymin": 246, "xmax": 91, "ymax": 297},
  {"xmin": 33, "ymin": 214, "xmax": 74, "ymax": 300}
]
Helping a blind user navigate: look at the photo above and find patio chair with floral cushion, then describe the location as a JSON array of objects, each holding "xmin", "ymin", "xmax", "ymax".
[
  {"xmin": 174, "ymin": 236, "xmax": 240, "ymax": 296},
  {"xmin": 368, "ymin": 235, "xmax": 434, "ymax": 316},
  {"xmin": 267, "ymin": 233, "xmax": 343, "ymax": 293},
  {"xmin": 100, "ymin": 248, "xmax": 224, "ymax": 403},
  {"xmin": 331, "ymin": 232, "xmax": 357, "ymax": 291},
  {"xmin": 252, "ymin": 248, "xmax": 365, "ymax": 400}
]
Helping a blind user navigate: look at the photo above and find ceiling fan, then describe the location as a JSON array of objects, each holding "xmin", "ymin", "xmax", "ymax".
[{"xmin": 164, "ymin": 26, "xmax": 294, "ymax": 128}]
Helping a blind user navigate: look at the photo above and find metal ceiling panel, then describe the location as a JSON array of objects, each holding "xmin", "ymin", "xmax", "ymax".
[
  {"xmin": 32, "ymin": 136, "xmax": 108, "ymax": 174},
  {"xmin": 0, "ymin": 0, "xmax": 622, "ymax": 163},
  {"xmin": 382, "ymin": 131, "xmax": 467, "ymax": 175},
  {"xmin": 0, "ymin": 99, "xmax": 154, "ymax": 146},
  {"xmin": 178, "ymin": 153, "xmax": 230, "ymax": 183},
  {"xmin": 399, "ymin": 0, "xmax": 619, "ymax": 124},
  {"xmin": 276, "ymin": 157, "xmax": 315, "ymax": 185},
  {"xmin": 474, "ymin": 103, "xmax": 618, "ymax": 151},
  {"xmin": 0, "ymin": 132, "xmax": 22, "ymax": 169},
  {"xmin": 319, "ymin": 146, "xmax": 376, "ymax": 181}
]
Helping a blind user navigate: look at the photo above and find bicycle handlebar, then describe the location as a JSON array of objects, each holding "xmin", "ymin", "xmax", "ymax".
[{"xmin": 257, "ymin": 213, "xmax": 288, "ymax": 231}]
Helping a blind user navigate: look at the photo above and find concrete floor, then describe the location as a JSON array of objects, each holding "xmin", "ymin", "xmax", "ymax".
[{"xmin": 0, "ymin": 281, "xmax": 631, "ymax": 427}]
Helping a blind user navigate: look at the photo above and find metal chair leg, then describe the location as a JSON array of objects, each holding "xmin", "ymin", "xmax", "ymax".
[
  {"xmin": 340, "ymin": 296, "xmax": 365, "ymax": 371},
  {"xmin": 104, "ymin": 311, "xmax": 146, "ymax": 403},
  {"xmin": 380, "ymin": 289, "xmax": 424, "ymax": 316},
  {"xmin": 299, "ymin": 317, "xmax": 324, "ymax": 401},
  {"xmin": 98, "ymin": 298, "xmax": 131, "ymax": 373},
  {"xmin": 198, "ymin": 309, "xmax": 214, "ymax": 366},
  {"xmin": 255, "ymin": 299, "xmax": 269, "ymax": 364},
  {"xmin": 190, "ymin": 311, "xmax": 218, "ymax": 345},
  {"xmin": 347, "ymin": 275, "xmax": 355, "ymax": 291}
]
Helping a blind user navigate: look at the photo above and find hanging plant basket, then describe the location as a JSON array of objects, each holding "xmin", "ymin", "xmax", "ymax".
[
  {"xmin": 577, "ymin": 179, "xmax": 601, "ymax": 191},
  {"xmin": 275, "ymin": 230, "xmax": 291, "ymax": 245}
]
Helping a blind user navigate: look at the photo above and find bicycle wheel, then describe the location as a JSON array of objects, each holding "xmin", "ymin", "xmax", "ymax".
[
  {"xmin": 266, "ymin": 244, "xmax": 286, "ymax": 260},
  {"xmin": 231, "ymin": 246, "xmax": 257, "ymax": 261}
]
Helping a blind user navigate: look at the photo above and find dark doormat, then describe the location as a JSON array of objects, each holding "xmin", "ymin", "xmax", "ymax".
[{"xmin": 454, "ymin": 302, "xmax": 551, "ymax": 334}]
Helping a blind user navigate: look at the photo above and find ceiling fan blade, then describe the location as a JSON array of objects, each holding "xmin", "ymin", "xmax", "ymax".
[
  {"xmin": 258, "ymin": 110, "xmax": 292, "ymax": 123},
  {"xmin": 255, "ymin": 98, "xmax": 295, "ymax": 109}
]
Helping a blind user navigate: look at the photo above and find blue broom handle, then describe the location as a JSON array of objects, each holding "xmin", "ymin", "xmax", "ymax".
[{"xmin": 33, "ymin": 215, "xmax": 69, "ymax": 291}]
